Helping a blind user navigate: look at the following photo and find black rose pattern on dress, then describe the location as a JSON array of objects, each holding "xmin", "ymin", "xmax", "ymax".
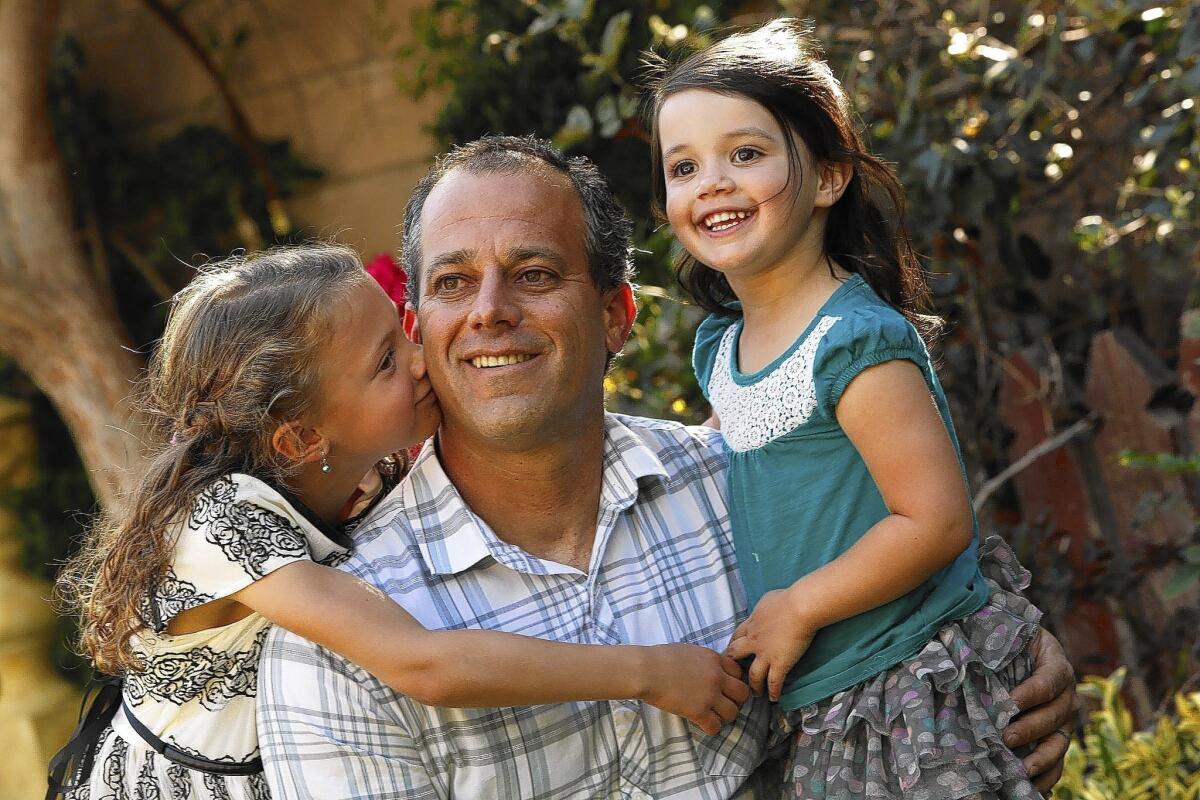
[
  {"xmin": 125, "ymin": 627, "xmax": 269, "ymax": 709},
  {"xmin": 191, "ymin": 478, "xmax": 309, "ymax": 579},
  {"xmin": 201, "ymin": 774, "xmax": 232, "ymax": 800},
  {"xmin": 138, "ymin": 571, "xmax": 215, "ymax": 633},
  {"xmin": 101, "ymin": 734, "xmax": 128, "ymax": 799},
  {"xmin": 247, "ymin": 773, "xmax": 271, "ymax": 800},
  {"xmin": 165, "ymin": 763, "xmax": 193, "ymax": 800},
  {"xmin": 135, "ymin": 754, "xmax": 162, "ymax": 800}
]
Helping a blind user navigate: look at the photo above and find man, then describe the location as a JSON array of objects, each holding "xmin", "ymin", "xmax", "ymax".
[{"xmin": 257, "ymin": 135, "xmax": 1075, "ymax": 798}]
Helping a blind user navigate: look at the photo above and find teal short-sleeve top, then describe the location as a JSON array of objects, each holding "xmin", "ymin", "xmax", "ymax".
[{"xmin": 693, "ymin": 275, "xmax": 988, "ymax": 710}]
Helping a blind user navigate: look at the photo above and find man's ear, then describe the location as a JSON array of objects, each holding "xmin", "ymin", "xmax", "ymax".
[
  {"xmin": 271, "ymin": 421, "xmax": 326, "ymax": 465},
  {"xmin": 815, "ymin": 161, "xmax": 853, "ymax": 208},
  {"xmin": 403, "ymin": 302, "xmax": 422, "ymax": 344},
  {"xmin": 603, "ymin": 283, "xmax": 637, "ymax": 355}
]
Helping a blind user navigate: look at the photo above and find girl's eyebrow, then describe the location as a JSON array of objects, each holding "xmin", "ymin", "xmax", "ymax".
[
  {"xmin": 722, "ymin": 126, "xmax": 777, "ymax": 142},
  {"xmin": 662, "ymin": 126, "xmax": 780, "ymax": 162}
]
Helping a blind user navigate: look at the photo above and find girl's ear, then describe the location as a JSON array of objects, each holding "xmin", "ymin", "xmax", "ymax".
[
  {"xmin": 815, "ymin": 161, "xmax": 853, "ymax": 208},
  {"xmin": 403, "ymin": 302, "xmax": 421, "ymax": 344},
  {"xmin": 271, "ymin": 421, "xmax": 326, "ymax": 464}
]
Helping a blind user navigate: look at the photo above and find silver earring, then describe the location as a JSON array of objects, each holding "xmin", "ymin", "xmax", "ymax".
[{"xmin": 320, "ymin": 452, "xmax": 331, "ymax": 474}]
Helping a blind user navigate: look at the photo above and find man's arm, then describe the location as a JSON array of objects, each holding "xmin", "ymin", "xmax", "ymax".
[
  {"xmin": 1002, "ymin": 628, "xmax": 1078, "ymax": 794},
  {"xmin": 257, "ymin": 624, "xmax": 439, "ymax": 799}
]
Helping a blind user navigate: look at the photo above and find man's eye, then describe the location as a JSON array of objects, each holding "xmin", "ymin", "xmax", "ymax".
[
  {"xmin": 521, "ymin": 269, "xmax": 550, "ymax": 284},
  {"xmin": 670, "ymin": 160, "xmax": 696, "ymax": 178},
  {"xmin": 733, "ymin": 147, "xmax": 760, "ymax": 163},
  {"xmin": 436, "ymin": 275, "xmax": 461, "ymax": 292}
]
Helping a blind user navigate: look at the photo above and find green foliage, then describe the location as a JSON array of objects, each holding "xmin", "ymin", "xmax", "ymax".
[{"xmin": 1054, "ymin": 669, "xmax": 1200, "ymax": 800}]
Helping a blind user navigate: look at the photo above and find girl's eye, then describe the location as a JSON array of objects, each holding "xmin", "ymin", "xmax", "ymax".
[
  {"xmin": 670, "ymin": 160, "xmax": 696, "ymax": 178},
  {"xmin": 378, "ymin": 349, "xmax": 396, "ymax": 374},
  {"xmin": 733, "ymin": 147, "xmax": 760, "ymax": 163}
]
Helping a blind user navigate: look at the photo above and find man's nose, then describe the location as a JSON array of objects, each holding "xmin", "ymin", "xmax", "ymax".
[{"xmin": 466, "ymin": 270, "xmax": 521, "ymax": 329}]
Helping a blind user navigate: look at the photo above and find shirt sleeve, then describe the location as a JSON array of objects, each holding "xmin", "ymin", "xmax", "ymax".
[
  {"xmin": 692, "ymin": 312, "xmax": 739, "ymax": 402},
  {"xmin": 257, "ymin": 598, "xmax": 438, "ymax": 798},
  {"xmin": 818, "ymin": 307, "xmax": 930, "ymax": 416},
  {"xmin": 145, "ymin": 476, "xmax": 316, "ymax": 632}
]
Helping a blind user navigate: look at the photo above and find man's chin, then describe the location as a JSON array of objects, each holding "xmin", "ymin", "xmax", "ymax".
[{"xmin": 444, "ymin": 400, "xmax": 581, "ymax": 449}]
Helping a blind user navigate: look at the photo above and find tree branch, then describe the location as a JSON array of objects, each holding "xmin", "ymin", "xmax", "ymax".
[
  {"xmin": 139, "ymin": 0, "xmax": 290, "ymax": 236},
  {"xmin": 973, "ymin": 413, "xmax": 1099, "ymax": 514}
]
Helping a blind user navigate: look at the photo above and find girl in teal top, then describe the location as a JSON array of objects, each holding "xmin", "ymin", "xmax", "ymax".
[{"xmin": 646, "ymin": 19, "xmax": 1045, "ymax": 800}]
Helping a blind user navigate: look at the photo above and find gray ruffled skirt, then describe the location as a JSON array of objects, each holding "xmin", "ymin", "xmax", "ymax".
[{"xmin": 774, "ymin": 536, "xmax": 1044, "ymax": 800}]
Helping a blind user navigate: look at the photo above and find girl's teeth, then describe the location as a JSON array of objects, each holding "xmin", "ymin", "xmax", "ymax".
[{"xmin": 704, "ymin": 210, "xmax": 750, "ymax": 229}]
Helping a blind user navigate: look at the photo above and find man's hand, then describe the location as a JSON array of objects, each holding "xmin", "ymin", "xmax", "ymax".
[
  {"xmin": 723, "ymin": 588, "xmax": 818, "ymax": 702},
  {"xmin": 1003, "ymin": 628, "xmax": 1078, "ymax": 794},
  {"xmin": 640, "ymin": 645, "xmax": 751, "ymax": 736}
]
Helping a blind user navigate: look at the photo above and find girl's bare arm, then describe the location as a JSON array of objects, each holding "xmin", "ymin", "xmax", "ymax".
[
  {"xmin": 233, "ymin": 562, "xmax": 749, "ymax": 733},
  {"xmin": 726, "ymin": 359, "xmax": 973, "ymax": 698}
]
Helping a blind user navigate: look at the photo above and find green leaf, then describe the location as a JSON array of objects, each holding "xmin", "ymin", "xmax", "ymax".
[
  {"xmin": 600, "ymin": 11, "xmax": 631, "ymax": 58},
  {"xmin": 527, "ymin": 12, "xmax": 562, "ymax": 37},
  {"xmin": 595, "ymin": 94, "xmax": 621, "ymax": 138},
  {"xmin": 1164, "ymin": 563, "xmax": 1200, "ymax": 598},
  {"xmin": 552, "ymin": 104, "xmax": 593, "ymax": 150}
]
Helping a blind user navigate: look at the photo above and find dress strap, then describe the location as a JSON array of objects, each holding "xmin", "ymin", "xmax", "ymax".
[
  {"xmin": 46, "ymin": 676, "xmax": 123, "ymax": 799},
  {"xmin": 120, "ymin": 702, "xmax": 263, "ymax": 775}
]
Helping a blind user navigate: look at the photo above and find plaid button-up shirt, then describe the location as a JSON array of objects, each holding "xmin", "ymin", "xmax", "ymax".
[{"xmin": 257, "ymin": 414, "xmax": 770, "ymax": 799}]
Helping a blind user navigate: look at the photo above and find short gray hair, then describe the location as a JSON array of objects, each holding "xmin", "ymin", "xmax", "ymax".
[{"xmin": 401, "ymin": 135, "xmax": 635, "ymax": 305}]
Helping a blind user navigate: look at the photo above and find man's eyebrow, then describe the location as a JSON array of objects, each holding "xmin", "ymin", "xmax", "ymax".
[
  {"xmin": 505, "ymin": 246, "xmax": 568, "ymax": 268},
  {"xmin": 427, "ymin": 249, "xmax": 474, "ymax": 271}
]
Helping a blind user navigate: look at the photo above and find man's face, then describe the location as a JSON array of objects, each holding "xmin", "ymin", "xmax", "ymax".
[{"xmin": 414, "ymin": 168, "xmax": 627, "ymax": 450}]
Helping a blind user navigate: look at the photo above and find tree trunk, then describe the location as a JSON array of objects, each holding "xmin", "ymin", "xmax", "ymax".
[{"xmin": 0, "ymin": 0, "xmax": 144, "ymax": 510}]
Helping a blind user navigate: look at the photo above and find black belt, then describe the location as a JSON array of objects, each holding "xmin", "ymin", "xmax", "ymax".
[
  {"xmin": 46, "ymin": 678, "xmax": 262, "ymax": 798},
  {"xmin": 119, "ymin": 698, "xmax": 263, "ymax": 776}
]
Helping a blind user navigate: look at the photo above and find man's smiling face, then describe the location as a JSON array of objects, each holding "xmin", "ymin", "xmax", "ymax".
[{"xmin": 414, "ymin": 167, "xmax": 624, "ymax": 450}]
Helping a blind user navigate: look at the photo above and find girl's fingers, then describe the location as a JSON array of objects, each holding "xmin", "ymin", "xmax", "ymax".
[
  {"xmin": 747, "ymin": 656, "xmax": 768, "ymax": 695},
  {"xmin": 713, "ymin": 695, "xmax": 740, "ymax": 723},
  {"xmin": 719, "ymin": 654, "xmax": 744, "ymax": 679},
  {"xmin": 767, "ymin": 663, "xmax": 786, "ymax": 702},
  {"xmin": 723, "ymin": 674, "xmax": 751, "ymax": 705},
  {"xmin": 724, "ymin": 636, "xmax": 752, "ymax": 661},
  {"xmin": 693, "ymin": 711, "xmax": 722, "ymax": 736}
]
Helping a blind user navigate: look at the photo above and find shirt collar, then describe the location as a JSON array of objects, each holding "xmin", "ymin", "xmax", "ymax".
[{"xmin": 401, "ymin": 413, "xmax": 671, "ymax": 577}]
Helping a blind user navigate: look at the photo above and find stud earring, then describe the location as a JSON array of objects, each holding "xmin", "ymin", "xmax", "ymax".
[{"xmin": 320, "ymin": 451, "xmax": 332, "ymax": 474}]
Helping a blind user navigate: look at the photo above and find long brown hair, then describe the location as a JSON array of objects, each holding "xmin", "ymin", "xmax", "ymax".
[
  {"xmin": 644, "ymin": 18, "xmax": 938, "ymax": 339},
  {"xmin": 57, "ymin": 244, "xmax": 370, "ymax": 675}
]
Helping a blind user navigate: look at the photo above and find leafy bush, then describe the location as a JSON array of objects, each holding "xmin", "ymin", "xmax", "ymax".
[{"xmin": 1055, "ymin": 669, "xmax": 1200, "ymax": 800}]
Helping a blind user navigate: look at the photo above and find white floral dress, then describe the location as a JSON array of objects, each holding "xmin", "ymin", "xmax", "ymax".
[{"xmin": 66, "ymin": 474, "xmax": 358, "ymax": 800}]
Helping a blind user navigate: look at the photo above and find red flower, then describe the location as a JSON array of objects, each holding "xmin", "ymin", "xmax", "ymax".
[{"xmin": 365, "ymin": 252, "xmax": 408, "ymax": 307}]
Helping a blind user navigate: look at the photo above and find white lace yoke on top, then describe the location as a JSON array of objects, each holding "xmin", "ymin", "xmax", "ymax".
[{"xmin": 708, "ymin": 315, "xmax": 841, "ymax": 452}]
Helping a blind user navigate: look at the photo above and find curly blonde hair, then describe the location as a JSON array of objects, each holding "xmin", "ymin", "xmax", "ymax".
[{"xmin": 57, "ymin": 244, "xmax": 371, "ymax": 675}]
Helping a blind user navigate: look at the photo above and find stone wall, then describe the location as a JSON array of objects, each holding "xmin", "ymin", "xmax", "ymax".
[{"xmin": 62, "ymin": 0, "xmax": 441, "ymax": 259}]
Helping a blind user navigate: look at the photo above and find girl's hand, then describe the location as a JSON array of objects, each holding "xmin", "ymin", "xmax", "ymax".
[
  {"xmin": 724, "ymin": 587, "xmax": 818, "ymax": 702},
  {"xmin": 640, "ymin": 644, "xmax": 751, "ymax": 735}
]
